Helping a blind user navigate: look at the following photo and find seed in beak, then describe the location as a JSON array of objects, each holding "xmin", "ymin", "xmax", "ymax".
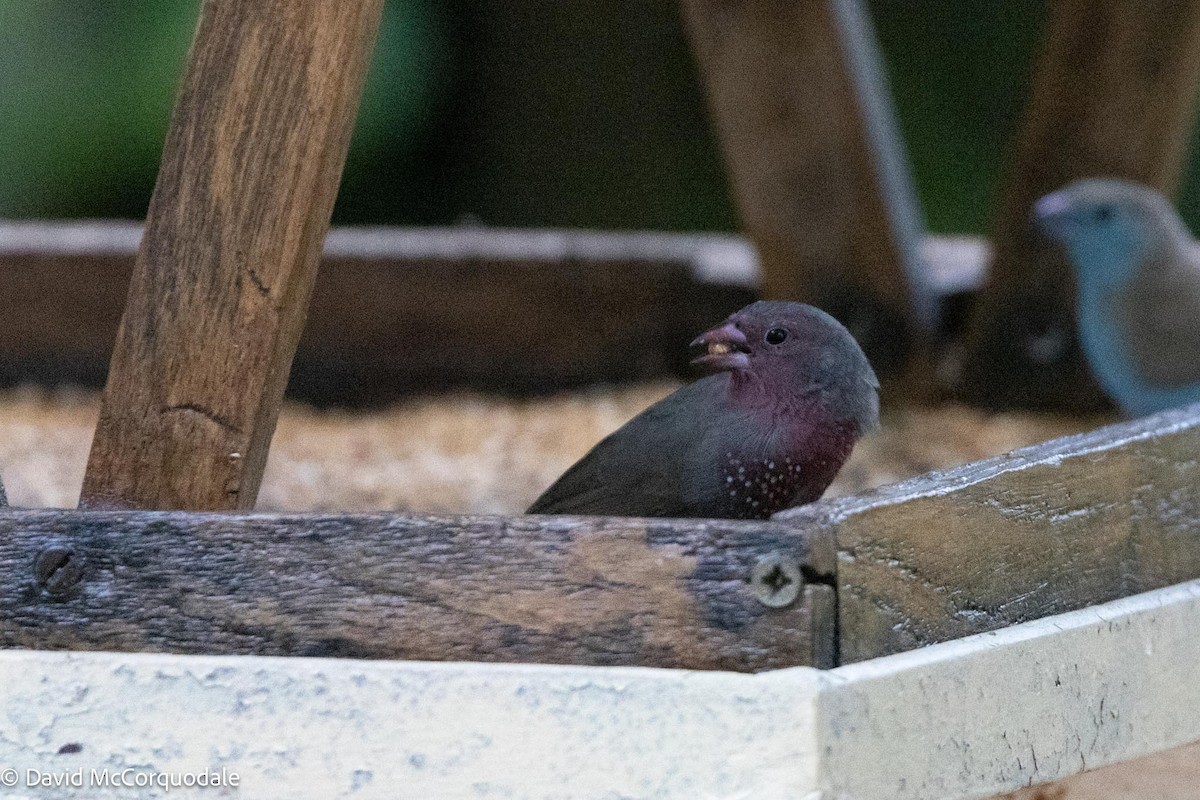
[{"xmin": 708, "ymin": 342, "xmax": 733, "ymax": 356}]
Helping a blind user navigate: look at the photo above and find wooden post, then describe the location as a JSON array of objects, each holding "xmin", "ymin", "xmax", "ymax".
[
  {"xmin": 81, "ymin": 1, "xmax": 383, "ymax": 509},
  {"xmin": 680, "ymin": 0, "xmax": 931, "ymax": 378},
  {"xmin": 961, "ymin": 1, "xmax": 1200, "ymax": 411}
]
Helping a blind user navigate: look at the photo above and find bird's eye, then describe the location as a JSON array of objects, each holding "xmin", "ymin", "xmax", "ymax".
[
  {"xmin": 765, "ymin": 328, "xmax": 788, "ymax": 345},
  {"xmin": 1092, "ymin": 205, "xmax": 1115, "ymax": 223}
]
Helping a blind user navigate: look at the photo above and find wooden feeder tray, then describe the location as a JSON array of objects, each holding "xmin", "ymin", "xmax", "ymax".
[{"xmin": 5, "ymin": 1, "xmax": 1200, "ymax": 798}]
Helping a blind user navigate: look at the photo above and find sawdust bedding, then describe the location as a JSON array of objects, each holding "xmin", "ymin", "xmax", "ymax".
[{"xmin": 0, "ymin": 383, "xmax": 1106, "ymax": 512}]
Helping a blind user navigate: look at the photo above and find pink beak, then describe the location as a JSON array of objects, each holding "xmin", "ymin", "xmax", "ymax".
[{"xmin": 690, "ymin": 321, "xmax": 751, "ymax": 372}]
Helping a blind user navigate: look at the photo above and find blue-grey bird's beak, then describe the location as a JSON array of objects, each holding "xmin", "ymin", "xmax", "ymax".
[
  {"xmin": 690, "ymin": 321, "xmax": 751, "ymax": 372},
  {"xmin": 1032, "ymin": 191, "xmax": 1074, "ymax": 241}
]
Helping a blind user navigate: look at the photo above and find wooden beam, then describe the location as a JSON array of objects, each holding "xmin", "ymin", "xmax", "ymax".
[
  {"xmin": 778, "ymin": 402, "xmax": 1200, "ymax": 664},
  {"xmin": 0, "ymin": 222, "xmax": 984, "ymax": 404},
  {"xmin": 680, "ymin": 0, "xmax": 931, "ymax": 377},
  {"xmin": 0, "ymin": 510, "xmax": 835, "ymax": 671},
  {"xmin": 81, "ymin": 0, "xmax": 384, "ymax": 510},
  {"xmin": 961, "ymin": 1, "xmax": 1200, "ymax": 411},
  {"xmin": 303, "ymin": 228, "xmax": 760, "ymax": 404}
]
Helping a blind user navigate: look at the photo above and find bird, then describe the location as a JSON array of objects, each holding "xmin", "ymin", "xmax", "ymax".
[
  {"xmin": 1033, "ymin": 178, "xmax": 1200, "ymax": 417},
  {"xmin": 527, "ymin": 301, "xmax": 879, "ymax": 519}
]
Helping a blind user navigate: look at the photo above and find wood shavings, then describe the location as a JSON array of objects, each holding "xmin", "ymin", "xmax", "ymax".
[{"xmin": 0, "ymin": 384, "xmax": 1108, "ymax": 513}]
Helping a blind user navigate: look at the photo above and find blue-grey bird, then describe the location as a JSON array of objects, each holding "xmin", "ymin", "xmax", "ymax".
[
  {"xmin": 1034, "ymin": 178, "xmax": 1200, "ymax": 417},
  {"xmin": 527, "ymin": 301, "xmax": 879, "ymax": 519}
]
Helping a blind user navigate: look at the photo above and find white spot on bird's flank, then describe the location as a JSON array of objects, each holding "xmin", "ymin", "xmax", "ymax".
[
  {"xmin": 726, "ymin": 476, "xmax": 733, "ymax": 483},
  {"xmin": 768, "ymin": 461, "xmax": 774, "ymax": 469},
  {"xmin": 744, "ymin": 480, "xmax": 751, "ymax": 488}
]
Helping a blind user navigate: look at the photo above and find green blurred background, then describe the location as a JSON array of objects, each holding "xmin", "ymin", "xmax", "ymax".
[{"xmin": 3, "ymin": 1, "xmax": 1199, "ymax": 234}]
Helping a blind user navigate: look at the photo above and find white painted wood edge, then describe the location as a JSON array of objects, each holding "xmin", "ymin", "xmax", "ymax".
[
  {"xmin": 0, "ymin": 579, "xmax": 1195, "ymax": 799},
  {"xmin": 814, "ymin": 579, "xmax": 1200, "ymax": 800},
  {"xmin": 0, "ymin": 651, "xmax": 822, "ymax": 799}
]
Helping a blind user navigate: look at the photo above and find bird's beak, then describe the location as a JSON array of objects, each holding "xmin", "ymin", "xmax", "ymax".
[
  {"xmin": 1032, "ymin": 191, "xmax": 1073, "ymax": 240},
  {"xmin": 690, "ymin": 321, "xmax": 751, "ymax": 372}
]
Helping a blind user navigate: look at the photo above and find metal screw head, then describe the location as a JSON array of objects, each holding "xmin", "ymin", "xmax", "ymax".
[
  {"xmin": 33, "ymin": 546, "xmax": 84, "ymax": 596},
  {"xmin": 751, "ymin": 553, "xmax": 803, "ymax": 608}
]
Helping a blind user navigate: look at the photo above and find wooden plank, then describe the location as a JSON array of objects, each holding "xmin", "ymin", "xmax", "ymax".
[
  {"xmin": 82, "ymin": 0, "xmax": 384, "ymax": 510},
  {"xmin": 680, "ymin": 0, "xmax": 931, "ymax": 378},
  {"xmin": 11, "ymin": 402, "xmax": 1200, "ymax": 672},
  {"xmin": 303, "ymin": 228, "xmax": 759, "ymax": 404},
  {"xmin": 0, "ymin": 221, "xmax": 984, "ymax": 403},
  {"xmin": 1, "ymin": 580, "xmax": 1199, "ymax": 799},
  {"xmin": 818, "ymin": 580, "xmax": 1200, "ymax": 800},
  {"xmin": 778, "ymin": 402, "xmax": 1200, "ymax": 664},
  {"xmin": 962, "ymin": 1, "xmax": 1200, "ymax": 410},
  {"xmin": 0, "ymin": 510, "xmax": 835, "ymax": 672},
  {"xmin": 0, "ymin": 651, "xmax": 823, "ymax": 800}
]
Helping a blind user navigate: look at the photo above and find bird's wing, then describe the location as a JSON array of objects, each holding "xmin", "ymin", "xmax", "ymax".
[
  {"xmin": 527, "ymin": 378, "xmax": 726, "ymax": 517},
  {"xmin": 1116, "ymin": 250, "xmax": 1200, "ymax": 388}
]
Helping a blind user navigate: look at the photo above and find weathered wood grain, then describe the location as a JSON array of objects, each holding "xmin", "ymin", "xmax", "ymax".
[
  {"xmin": 962, "ymin": 1, "xmax": 1200, "ymax": 411},
  {"xmin": 0, "ymin": 510, "xmax": 835, "ymax": 671},
  {"xmin": 681, "ymin": 0, "xmax": 930, "ymax": 377},
  {"xmin": 82, "ymin": 0, "xmax": 383, "ymax": 510},
  {"xmin": 779, "ymin": 403, "xmax": 1200, "ymax": 663},
  {"xmin": 0, "ymin": 221, "xmax": 984, "ymax": 404}
]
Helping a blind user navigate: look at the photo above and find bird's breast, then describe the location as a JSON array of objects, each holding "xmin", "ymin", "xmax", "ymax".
[
  {"xmin": 715, "ymin": 418, "xmax": 855, "ymax": 519},
  {"xmin": 719, "ymin": 453, "xmax": 810, "ymax": 518}
]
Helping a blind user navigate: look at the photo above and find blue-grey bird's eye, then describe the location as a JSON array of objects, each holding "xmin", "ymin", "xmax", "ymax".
[
  {"xmin": 1092, "ymin": 205, "xmax": 1115, "ymax": 223},
  {"xmin": 765, "ymin": 328, "xmax": 788, "ymax": 345}
]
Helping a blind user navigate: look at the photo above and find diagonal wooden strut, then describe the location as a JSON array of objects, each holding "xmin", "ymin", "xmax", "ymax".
[
  {"xmin": 680, "ymin": 0, "xmax": 931, "ymax": 380},
  {"xmin": 81, "ymin": 0, "xmax": 384, "ymax": 510}
]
